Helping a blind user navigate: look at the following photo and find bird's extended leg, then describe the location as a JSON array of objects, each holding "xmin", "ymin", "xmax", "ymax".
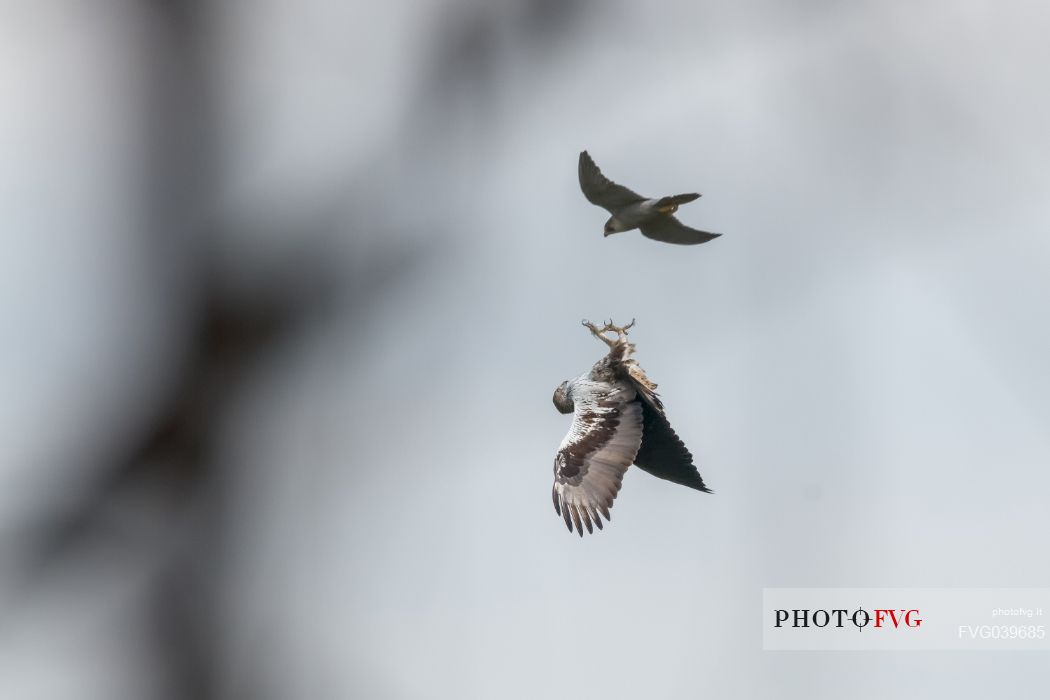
[{"xmin": 582, "ymin": 318, "xmax": 636, "ymax": 347}]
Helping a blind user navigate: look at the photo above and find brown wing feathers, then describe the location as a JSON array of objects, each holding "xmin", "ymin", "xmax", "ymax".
[{"xmin": 553, "ymin": 397, "xmax": 642, "ymax": 536}]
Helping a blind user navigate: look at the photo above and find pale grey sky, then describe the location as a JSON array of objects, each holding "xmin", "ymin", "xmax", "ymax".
[{"xmin": 1, "ymin": 1, "xmax": 1049, "ymax": 698}]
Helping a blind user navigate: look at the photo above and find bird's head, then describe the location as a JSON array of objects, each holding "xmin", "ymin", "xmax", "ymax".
[
  {"xmin": 552, "ymin": 381, "xmax": 574, "ymax": 414},
  {"xmin": 603, "ymin": 217, "xmax": 626, "ymax": 237}
]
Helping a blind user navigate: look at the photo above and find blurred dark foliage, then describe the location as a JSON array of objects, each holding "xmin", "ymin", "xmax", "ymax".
[{"xmin": 10, "ymin": 1, "xmax": 586, "ymax": 697}]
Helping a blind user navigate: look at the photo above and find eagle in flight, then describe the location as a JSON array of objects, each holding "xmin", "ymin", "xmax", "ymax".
[
  {"xmin": 551, "ymin": 319, "xmax": 711, "ymax": 536},
  {"xmin": 578, "ymin": 150, "xmax": 722, "ymax": 245}
]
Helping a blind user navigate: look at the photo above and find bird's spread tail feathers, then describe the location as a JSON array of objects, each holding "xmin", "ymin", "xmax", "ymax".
[{"xmin": 655, "ymin": 193, "xmax": 700, "ymax": 213}]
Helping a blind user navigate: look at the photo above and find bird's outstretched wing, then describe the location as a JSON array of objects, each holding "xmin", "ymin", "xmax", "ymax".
[
  {"xmin": 634, "ymin": 400, "xmax": 711, "ymax": 492},
  {"xmin": 639, "ymin": 215, "xmax": 721, "ymax": 245},
  {"xmin": 622, "ymin": 360, "xmax": 712, "ymax": 493},
  {"xmin": 578, "ymin": 150, "xmax": 645, "ymax": 212},
  {"xmin": 553, "ymin": 381, "xmax": 643, "ymax": 536}
]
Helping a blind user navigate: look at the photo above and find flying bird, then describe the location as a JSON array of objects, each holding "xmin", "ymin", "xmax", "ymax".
[
  {"xmin": 551, "ymin": 319, "xmax": 712, "ymax": 536},
  {"xmin": 578, "ymin": 150, "xmax": 722, "ymax": 245}
]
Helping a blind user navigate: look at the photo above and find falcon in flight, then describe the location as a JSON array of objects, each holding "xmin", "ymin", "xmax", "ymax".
[
  {"xmin": 551, "ymin": 319, "xmax": 711, "ymax": 536},
  {"xmin": 578, "ymin": 150, "xmax": 722, "ymax": 245}
]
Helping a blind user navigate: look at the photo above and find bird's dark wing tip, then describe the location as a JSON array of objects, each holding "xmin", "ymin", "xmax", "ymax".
[{"xmin": 681, "ymin": 476, "xmax": 713, "ymax": 493}]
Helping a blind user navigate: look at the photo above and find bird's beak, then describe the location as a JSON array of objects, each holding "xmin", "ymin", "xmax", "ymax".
[{"xmin": 603, "ymin": 231, "xmax": 611, "ymax": 237}]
